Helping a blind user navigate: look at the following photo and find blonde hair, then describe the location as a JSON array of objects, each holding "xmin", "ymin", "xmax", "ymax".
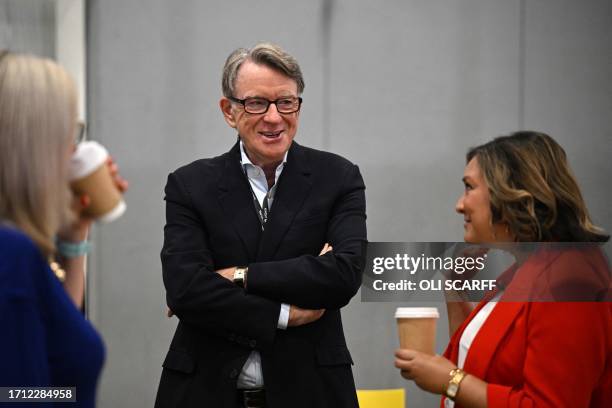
[
  {"xmin": 468, "ymin": 131, "xmax": 608, "ymax": 242},
  {"xmin": 0, "ymin": 51, "xmax": 76, "ymax": 256}
]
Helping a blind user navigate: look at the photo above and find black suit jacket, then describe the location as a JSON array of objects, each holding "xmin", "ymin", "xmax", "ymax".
[{"xmin": 155, "ymin": 141, "xmax": 367, "ymax": 408}]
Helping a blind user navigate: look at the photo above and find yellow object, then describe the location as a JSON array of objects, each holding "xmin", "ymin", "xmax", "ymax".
[{"xmin": 357, "ymin": 388, "xmax": 405, "ymax": 408}]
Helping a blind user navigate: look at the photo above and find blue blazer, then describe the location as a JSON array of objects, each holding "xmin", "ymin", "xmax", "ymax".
[{"xmin": 0, "ymin": 226, "xmax": 104, "ymax": 408}]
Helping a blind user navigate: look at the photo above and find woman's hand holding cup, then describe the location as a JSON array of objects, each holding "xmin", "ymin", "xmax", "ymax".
[{"xmin": 60, "ymin": 146, "xmax": 129, "ymax": 242}]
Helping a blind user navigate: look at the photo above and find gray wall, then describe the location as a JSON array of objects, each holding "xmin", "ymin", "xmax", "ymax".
[
  {"xmin": 0, "ymin": 0, "xmax": 56, "ymax": 57},
  {"xmin": 86, "ymin": 1, "xmax": 612, "ymax": 407}
]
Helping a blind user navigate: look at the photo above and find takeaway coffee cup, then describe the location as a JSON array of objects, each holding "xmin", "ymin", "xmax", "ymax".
[
  {"xmin": 395, "ymin": 307, "xmax": 439, "ymax": 355},
  {"xmin": 69, "ymin": 141, "xmax": 126, "ymax": 223}
]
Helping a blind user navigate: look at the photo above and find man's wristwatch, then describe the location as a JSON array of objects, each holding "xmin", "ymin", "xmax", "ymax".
[
  {"xmin": 233, "ymin": 266, "xmax": 248, "ymax": 288},
  {"xmin": 446, "ymin": 368, "xmax": 467, "ymax": 400}
]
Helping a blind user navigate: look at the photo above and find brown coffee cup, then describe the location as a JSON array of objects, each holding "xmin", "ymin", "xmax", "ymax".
[
  {"xmin": 395, "ymin": 307, "xmax": 439, "ymax": 355},
  {"xmin": 69, "ymin": 141, "xmax": 126, "ymax": 223}
]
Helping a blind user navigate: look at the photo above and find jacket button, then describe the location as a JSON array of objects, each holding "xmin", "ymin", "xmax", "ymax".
[
  {"xmin": 249, "ymin": 340, "xmax": 256, "ymax": 348},
  {"xmin": 229, "ymin": 369, "xmax": 239, "ymax": 378}
]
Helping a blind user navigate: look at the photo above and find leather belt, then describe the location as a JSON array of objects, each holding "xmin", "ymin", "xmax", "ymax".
[{"xmin": 237, "ymin": 388, "xmax": 266, "ymax": 408}]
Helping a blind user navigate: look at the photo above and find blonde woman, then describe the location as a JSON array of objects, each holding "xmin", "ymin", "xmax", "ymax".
[
  {"xmin": 395, "ymin": 132, "xmax": 610, "ymax": 407},
  {"xmin": 0, "ymin": 51, "xmax": 127, "ymax": 406}
]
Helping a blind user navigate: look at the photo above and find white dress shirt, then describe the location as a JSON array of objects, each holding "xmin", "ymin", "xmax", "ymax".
[{"xmin": 236, "ymin": 141, "xmax": 290, "ymax": 389}]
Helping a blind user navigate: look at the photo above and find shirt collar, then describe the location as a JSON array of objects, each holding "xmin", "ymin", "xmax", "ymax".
[{"xmin": 239, "ymin": 140, "xmax": 289, "ymax": 168}]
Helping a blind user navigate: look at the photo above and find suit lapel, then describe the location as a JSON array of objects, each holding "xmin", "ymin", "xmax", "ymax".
[
  {"xmin": 451, "ymin": 250, "xmax": 563, "ymax": 378},
  {"xmin": 446, "ymin": 287, "xmax": 502, "ymax": 363},
  {"xmin": 257, "ymin": 142, "xmax": 313, "ymax": 261},
  {"xmin": 460, "ymin": 252, "xmax": 558, "ymax": 377},
  {"xmin": 217, "ymin": 142, "xmax": 262, "ymax": 260},
  {"xmin": 462, "ymin": 301, "xmax": 524, "ymax": 378}
]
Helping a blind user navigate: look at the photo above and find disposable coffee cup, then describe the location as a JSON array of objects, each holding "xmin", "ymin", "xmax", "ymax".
[
  {"xmin": 69, "ymin": 141, "xmax": 126, "ymax": 223},
  {"xmin": 395, "ymin": 307, "xmax": 439, "ymax": 355}
]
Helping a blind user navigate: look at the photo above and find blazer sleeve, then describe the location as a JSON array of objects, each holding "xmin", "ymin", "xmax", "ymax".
[
  {"xmin": 161, "ymin": 172, "xmax": 281, "ymax": 349},
  {"xmin": 487, "ymin": 302, "xmax": 611, "ymax": 408},
  {"xmin": 246, "ymin": 163, "xmax": 367, "ymax": 310}
]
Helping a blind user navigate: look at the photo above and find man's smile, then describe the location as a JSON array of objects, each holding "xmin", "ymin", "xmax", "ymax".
[{"xmin": 259, "ymin": 130, "xmax": 283, "ymax": 139}]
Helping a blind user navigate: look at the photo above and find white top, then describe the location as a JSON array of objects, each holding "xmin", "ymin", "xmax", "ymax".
[
  {"xmin": 395, "ymin": 307, "xmax": 439, "ymax": 319},
  {"xmin": 237, "ymin": 141, "xmax": 290, "ymax": 389},
  {"xmin": 240, "ymin": 141, "xmax": 288, "ymax": 209},
  {"xmin": 445, "ymin": 291, "xmax": 502, "ymax": 408},
  {"xmin": 69, "ymin": 141, "xmax": 108, "ymax": 180}
]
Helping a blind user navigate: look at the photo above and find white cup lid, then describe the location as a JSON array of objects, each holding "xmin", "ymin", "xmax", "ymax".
[
  {"xmin": 98, "ymin": 200, "xmax": 126, "ymax": 223},
  {"xmin": 69, "ymin": 141, "xmax": 109, "ymax": 180},
  {"xmin": 395, "ymin": 307, "xmax": 439, "ymax": 319}
]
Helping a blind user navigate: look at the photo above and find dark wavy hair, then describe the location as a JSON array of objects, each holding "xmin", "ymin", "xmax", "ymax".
[{"xmin": 467, "ymin": 131, "xmax": 609, "ymax": 242}]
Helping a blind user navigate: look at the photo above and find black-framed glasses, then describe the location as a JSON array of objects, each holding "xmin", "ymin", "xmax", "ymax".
[
  {"xmin": 228, "ymin": 96, "xmax": 302, "ymax": 114},
  {"xmin": 75, "ymin": 121, "xmax": 87, "ymax": 145}
]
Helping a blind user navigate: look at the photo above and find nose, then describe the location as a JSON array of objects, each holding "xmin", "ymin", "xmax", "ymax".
[
  {"xmin": 263, "ymin": 103, "xmax": 283, "ymax": 123},
  {"xmin": 455, "ymin": 194, "xmax": 465, "ymax": 214}
]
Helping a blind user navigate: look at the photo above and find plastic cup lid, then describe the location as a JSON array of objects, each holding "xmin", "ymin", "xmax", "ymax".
[
  {"xmin": 395, "ymin": 307, "xmax": 439, "ymax": 319},
  {"xmin": 69, "ymin": 141, "xmax": 109, "ymax": 180}
]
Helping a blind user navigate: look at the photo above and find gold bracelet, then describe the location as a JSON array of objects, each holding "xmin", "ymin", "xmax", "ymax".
[
  {"xmin": 49, "ymin": 259, "xmax": 66, "ymax": 282},
  {"xmin": 446, "ymin": 368, "xmax": 467, "ymax": 400}
]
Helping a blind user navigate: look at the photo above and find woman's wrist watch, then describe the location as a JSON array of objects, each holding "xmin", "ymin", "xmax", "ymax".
[{"xmin": 446, "ymin": 368, "xmax": 467, "ymax": 400}]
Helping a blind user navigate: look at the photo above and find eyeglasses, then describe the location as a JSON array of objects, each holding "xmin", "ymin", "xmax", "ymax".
[
  {"xmin": 75, "ymin": 121, "xmax": 87, "ymax": 145},
  {"xmin": 228, "ymin": 96, "xmax": 302, "ymax": 114}
]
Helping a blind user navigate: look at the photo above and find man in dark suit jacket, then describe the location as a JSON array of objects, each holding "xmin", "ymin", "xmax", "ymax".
[{"xmin": 155, "ymin": 43, "xmax": 367, "ymax": 408}]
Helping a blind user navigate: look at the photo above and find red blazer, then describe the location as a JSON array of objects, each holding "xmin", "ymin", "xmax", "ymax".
[{"xmin": 443, "ymin": 247, "xmax": 612, "ymax": 408}]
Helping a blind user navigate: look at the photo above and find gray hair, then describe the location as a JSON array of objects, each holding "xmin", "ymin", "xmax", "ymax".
[
  {"xmin": 0, "ymin": 51, "xmax": 76, "ymax": 256},
  {"xmin": 221, "ymin": 42, "xmax": 305, "ymax": 97}
]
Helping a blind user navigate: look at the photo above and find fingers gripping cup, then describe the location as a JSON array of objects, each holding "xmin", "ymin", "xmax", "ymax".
[
  {"xmin": 69, "ymin": 141, "xmax": 126, "ymax": 223},
  {"xmin": 395, "ymin": 307, "xmax": 439, "ymax": 355}
]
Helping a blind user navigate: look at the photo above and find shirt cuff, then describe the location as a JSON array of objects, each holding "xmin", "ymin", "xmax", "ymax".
[{"xmin": 277, "ymin": 303, "xmax": 290, "ymax": 329}]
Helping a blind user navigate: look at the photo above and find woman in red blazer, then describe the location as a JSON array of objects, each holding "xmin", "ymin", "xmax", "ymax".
[{"xmin": 395, "ymin": 131, "xmax": 611, "ymax": 407}]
